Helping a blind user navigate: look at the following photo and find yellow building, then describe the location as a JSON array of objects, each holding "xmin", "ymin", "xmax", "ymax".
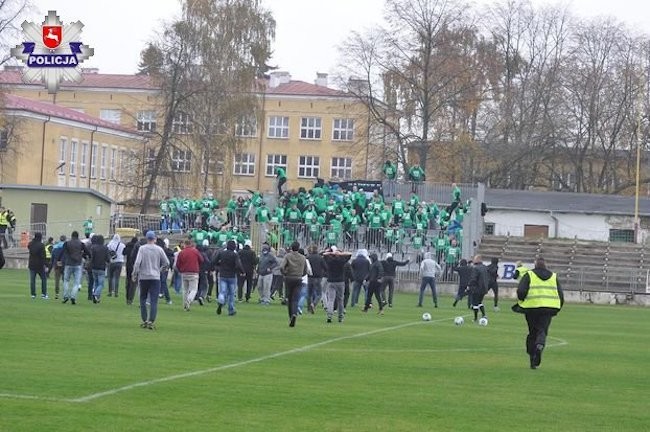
[{"xmin": 0, "ymin": 67, "xmax": 377, "ymax": 205}]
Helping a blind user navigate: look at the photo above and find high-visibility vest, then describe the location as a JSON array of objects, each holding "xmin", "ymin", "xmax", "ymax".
[
  {"xmin": 0, "ymin": 211, "xmax": 7, "ymax": 226},
  {"xmin": 515, "ymin": 265, "xmax": 530, "ymax": 280},
  {"xmin": 45, "ymin": 244, "xmax": 53, "ymax": 259},
  {"xmin": 518, "ymin": 271, "xmax": 561, "ymax": 310}
]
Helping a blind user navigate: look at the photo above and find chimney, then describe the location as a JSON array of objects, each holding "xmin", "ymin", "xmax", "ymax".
[
  {"xmin": 269, "ymin": 71, "xmax": 291, "ymax": 88},
  {"xmin": 347, "ymin": 77, "xmax": 370, "ymax": 97},
  {"xmin": 315, "ymin": 72, "xmax": 328, "ymax": 87},
  {"xmin": 81, "ymin": 68, "xmax": 99, "ymax": 74}
]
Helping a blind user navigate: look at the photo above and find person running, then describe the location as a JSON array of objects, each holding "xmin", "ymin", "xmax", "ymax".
[
  {"xmin": 132, "ymin": 231, "xmax": 169, "ymax": 329},
  {"xmin": 417, "ymin": 252, "xmax": 442, "ymax": 308},
  {"xmin": 380, "ymin": 253, "xmax": 410, "ymax": 308},
  {"xmin": 323, "ymin": 246, "xmax": 352, "ymax": 323},
  {"xmin": 307, "ymin": 244, "xmax": 327, "ymax": 314},
  {"xmin": 468, "ymin": 255, "xmax": 489, "ymax": 323},
  {"xmin": 350, "ymin": 249, "xmax": 370, "ymax": 308},
  {"xmin": 213, "ymin": 240, "xmax": 244, "ymax": 316},
  {"xmin": 89, "ymin": 235, "xmax": 110, "ymax": 303},
  {"xmin": 281, "ymin": 241, "xmax": 308, "ymax": 327},
  {"xmin": 487, "ymin": 257, "xmax": 500, "ymax": 311},
  {"xmin": 175, "ymin": 239, "xmax": 204, "ymax": 311},
  {"xmin": 513, "ymin": 257, "xmax": 563, "ymax": 369},
  {"xmin": 124, "ymin": 237, "xmax": 140, "ymax": 305},
  {"xmin": 452, "ymin": 259, "xmax": 472, "ymax": 308},
  {"xmin": 50, "ymin": 235, "xmax": 66, "ymax": 300},
  {"xmin": 257, "ymin": 244, "xmax": 277, "ymax": 305},
  {"xmin": 28, "ymin": 232, "xmax": 48, "ymax": 300},
  {"xmin": 106, "ymin": 234, "xmax": 126, "ymax": 298},
  {"xmin": 60, "ymin": 231, "xmax": 88, "ymax": 305},
  {"xmin": 237, "ymin": 240, "xmax": 258, "ymax": 303},
  {"xmin": 363, "ymin": 252, "xmax": 385, "ymax": 315}
]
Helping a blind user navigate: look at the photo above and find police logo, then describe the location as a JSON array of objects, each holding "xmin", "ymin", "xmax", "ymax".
[{"xmin": 11, "ymin": 10, "xmax": 94, "ymax": 94}]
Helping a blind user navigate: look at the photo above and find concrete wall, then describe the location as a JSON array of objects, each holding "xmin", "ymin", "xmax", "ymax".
[{"xmin": 485, "ymin": 209, "xmax": 649, "ymax": 241}]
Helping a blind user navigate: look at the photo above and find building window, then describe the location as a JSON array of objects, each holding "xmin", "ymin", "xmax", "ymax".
[
  {"xmin": 172, "ymin": 112, "xmax": 193, "ymax": 134},
  {"xmin": 268, "ymin": 116, "xmax": 289, "ymax": 138},
  {"xmin": 100, "ymin": 145, "xmax": 108, "ymax": 179},
  {"xmin": 484, "ymin": 222, "xmax": 495, "ymax": 235},
  {"xmin": 266, "ymin": 154, "xmax": 288, "ymax": 177},
  {"xmin": 300, "ymin": 117, "xmax": 322, "ymax": 140},
  {"xmin": 333, "ymin": 118, "xmax": 354, "ymax": 141},
  {"xmin": 58, "ymin": 137, "xmax": 67, "ymax": 175},
  {"xmin": 69, "ymin": 140, "xmax": 78, "ymax": 177},
  {"xmin": 110, "ymin": 148, "xmax": 117, "ymax": 180},
  {"xmin": 298, "ymin": 155, "xmax": 320, "ymax": 178},
  {"xmin": 99, "ymin": 109, "xmax": 122, "ymax": 124},
  {"xmin": 171, "ymin": 148, "xmax": 192, "ymax": 172},
  {"xmin": 234, "ymin": 153, "xmax": 255, "ymax": 176},
  {"xmin": 201, "ymin": 152, "xmax": 224, "ymax": 175},
  {"xmin": 330, "ymin": 157, "xmax": 352, "ymax": 179},
  {"xmin": 235, "ymin": 115, "xmax": 257, "ymax": 137},
  {"xmin": 90, "ymin": 143, "xmax": 98, "ymax": 179},
  {"xmin": 80, "ymin": 142, "xmax": 88, "ymax": 177},
  {"xmin": 0, "ymin": 129, "xmax": 8, "ymax": 150},
  {"xmin": 145, "ymin": 148, "xmax": 156, "ymax": 174},
  {"xmin": 609, "ymin": 229, "xmax": 635, "ymax": 243},
  {"xmin": 137, "ymin": 110, "xmax": 157, "ymax": 132}
]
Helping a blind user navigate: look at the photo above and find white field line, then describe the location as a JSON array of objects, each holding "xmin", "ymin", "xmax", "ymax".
[{"xmin": 0, "ymin": 393, "xmax": 75, "ymax": 403}]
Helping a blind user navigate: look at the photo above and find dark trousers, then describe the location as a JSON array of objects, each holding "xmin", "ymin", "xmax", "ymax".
[
  {"xmin": 160, "ymin": 270, "xmax": 171, "ymax": 302},
  {"xmin": 29, "ymin": 268, "xmax": 47, "ymax": 296},
  {"xmin": 525, "ymin": 312, "xmax": 553, "ymax": 354},
  {"xmin": 285, "ymin": 277, "xmax": 302, "ymax": 319},
  {"xmin": 278, "ymin": 177, "xmax": 286, "ymax": 196},
  {"xmin": 381, "ymin": 276, "xmax": 396, "ymax": 305},
  {"xmin": 271, "ymin": 274, "xmax": 284, "ymax": 298},
  {"xmin": 490, "ymin": 284, "xmax": 499, "ymax": 307},
  {"xmin": 197, "ymin": 271, "xmax": 208, "ymax": 300},
  {"xmin": 237, "ymin": 271, "xmax": 254, "ymax": 301},
  {"xmin": 54, "ymin": 266, "xmax": 64, "ymax": 296},
  {"xmin": 86, "ymin": 268, "xmax": 94, "ymax": 300},
  {"xmin": 307, "ymin": 277, "xmax": 323, "ymax": 307},
  {"xmin": 364, "ymin": 280, "xmax": 383, "ymax": 311},
  {"xmin": 107, "ymin": 262, "xmax": 123, "ymax": 296},
  {"xmin": 126, "ymin": 267, "xmax": 136, "ymax": 304},
  {"xmin": 139, "ymin": 279, "xmax": 160, "ymax": 323},
  {"xmin": 207, "ymin": 271, "xmax": 215, "ymax": 297}
]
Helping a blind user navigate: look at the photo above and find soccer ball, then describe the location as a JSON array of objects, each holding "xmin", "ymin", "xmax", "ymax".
[
  {"xmin": 478, "ymin": 317, "xmax": 489, "ymax": 326},
  {"xmin": 422, "ymin": 312, "xmax": 432, "ymax": 321},
  {"xmin": 454, "ymin": 316, "xmax": 464, "ymax": 326}
]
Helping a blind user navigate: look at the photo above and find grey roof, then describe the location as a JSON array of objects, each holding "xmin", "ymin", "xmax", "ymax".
[
  {"xmin": 485, "ymin": 188, "xmax": 650, "ymax": 217},
  {"xmin": 0, "ymin": 184, "xmax": 114, "ymax": 204}
]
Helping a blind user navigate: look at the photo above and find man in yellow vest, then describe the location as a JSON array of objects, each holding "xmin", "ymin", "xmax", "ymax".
[
  {"xmin": 0, "ymin": 207, "xmax": 8, "ymax": 249},
  {"xmin": 513, "ymin": 261, "xmax": 529, "ymax": 281},
  {"xmin": 514, "ymin": 257, "xmax": 563, "ymax": 369}
]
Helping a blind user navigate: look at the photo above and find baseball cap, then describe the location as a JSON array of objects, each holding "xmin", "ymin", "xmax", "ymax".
[
  {"xmin": 146, "ymin": 231, "xmax": 156, "ymax": 240},
  {"xmin": 386, "ymin": 253, "xmax": 392, "ymax": 258}
]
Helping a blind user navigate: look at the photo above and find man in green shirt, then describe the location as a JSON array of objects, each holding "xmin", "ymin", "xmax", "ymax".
[
  {"xmin": 383, "ymin": 160, "xmax": 397, "ymax": 197},
  {"xmin": 434, "ymin": 231, "xmax": 450, "ymax": 264},
  {"xmin": 83, "ymin": 217, "xmax": 93, "ymax": 239},
  {"xmin": 444, "ymin": 239, "xmax": 461, "ymax": 281},
  {"xmin": 276, "ymin": 167, "xmax": 287, "ymax": 196},
  {"xmin": 408, "ymin": 165, "xmax": 425, "ymax": 193}
]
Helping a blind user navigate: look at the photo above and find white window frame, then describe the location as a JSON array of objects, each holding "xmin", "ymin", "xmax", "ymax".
[
  {"xmin": 110, "ymin": 147, "xmax": 117, "ymax": 180},
  {"xmin": 58, "ymin": 137, "xmax": 67, "ymax": 175},
  {"xmin": 90, "ymin": 143, "xmax": 98, "ymax": 179},
  {"xmin": 333, "ymin": 118, "xmax": 354, "ymax": 141},
  {"xmin": 100, "ymin": 145, "xmax": 108, "ymax": 180},
  {"xmin": 69, "ymin": 139, "xmax": 78, "ymax": 177},
  {"xmin": 330, "ymin": 157, "xmax": 352, "ymax": 179},
  {"xmin": 267, "ymin": 116, "xmax": 289, "ymax": 139},
  {"xmin": 172, "ymin": 112, "xmax": 193, "ymax": 134},
  {"xmin": 99, "ymin": 109, "xmax": 121, "ymax": 125},
  {"xmin": 171, "ymin": 148, "xmax": 192, "ymax": 173},
  {"xmin": 298, "ymin": 155, "xmax": 320, "ymax": 178},
  {"xmin": 265, "ymin": 154, "xmax": 288, "ymax": 177},
  {"xmin": 80, "ymin": 141, "xmax": 88, "ymax": 177},
  {"xmin": 235, "ymin": 115, "xmax": 257, "ymax": 137},
  {"xmin": 300, "ymin": 117, "xmax": 322, "ymax": 140},
  {"xmin": 201, "ymin": 151, "xmax": 224, "ymax": 175},
  {"xmin": 234, "ymin": 153, "xmax": 255, "ymax": 176},
  {"xmin": 136, "ymin": 110, "xmax": 157, "ymax": 132}
]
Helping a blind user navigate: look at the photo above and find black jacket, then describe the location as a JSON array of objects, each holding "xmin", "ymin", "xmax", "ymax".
[
  {"xmin": 368, "ymin": 260, "xmax": 384, "ymax": 283},
  {"xmin": 324, "ymin": 253, "xmax": 351, "ymax": 283},
  {"xmin": 89, "ymin": 244, "xmax": 111, "ymax": 271},
  {"xmin": 213, "ymin": 249, "xmax": 244, "ymax": 278},
  {"xmin": 487, "ymin": 263, "xmax": 499, "ymax": 289},
  {"xmin": 381, "ymin": 257, "xmax": 409, "ymax": 277},
  {"xmin": 61, "ymin": 238, "xmax": 88, "ymax": 267},
  {"xmin": 351, "ymin": 255, "xmax": 370, "ymax": 282},
  {"xmin": 307, "ymin": 253, "xmax": 327, "ymax": 278},
  {"xmin": 238, "ymin": 246, "xmax": 258, "ymax": 274},
  {"xmin": 28, "ymin": 240, "xmax": 47, "ymax": 271},
  {"xmin": 516, "ymin": 268, "xmax": 564, "ymax": 314},
  {"xmin": 468, "ymin": 263, "xmax": 489, "ymax": 295},
  {"xmin": 124, "ymin": 239, "xmax": 140, "ymax": 272},
  {"xmin": 453, "ymin": 264, "xmax": 472, "ymax": 288}
]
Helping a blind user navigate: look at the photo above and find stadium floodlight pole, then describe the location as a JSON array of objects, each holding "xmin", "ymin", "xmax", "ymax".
[{"xmin": 634, "ymin": 59, "xmax": 644, "ymax": 244}]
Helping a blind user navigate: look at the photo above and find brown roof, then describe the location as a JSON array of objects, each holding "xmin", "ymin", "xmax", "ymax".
[
  {"xmin": 264, "ymin": 80, "xmax": 350, "ymax": 98},
  {"xmin": 4, "ymin": 93, "xmax": 141, "ymax": 135},
  {"xmin": 0, "ymin": 70, "xmax": 157, "ymax": 90}
]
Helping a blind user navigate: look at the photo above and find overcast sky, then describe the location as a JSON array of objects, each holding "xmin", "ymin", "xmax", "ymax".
[{"xmin": 25, "ymin": 0, "xmax": 650, "ymax": 84}]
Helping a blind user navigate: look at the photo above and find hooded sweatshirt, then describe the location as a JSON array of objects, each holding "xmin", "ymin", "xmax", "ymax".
[
  {"xmin": 420, "ymin": 253, "xmax": 442, "ymax": 278},
  {"xmin": 107, "ymin": 234, "xmax": 126, "ymax": 263},
  {"xmin": 258, "ymin": 248, "xmax": 278, "ymax": 276},
  {"xmin": 351, "ymin": 249, "xmax": 371, "ymax": 282}
]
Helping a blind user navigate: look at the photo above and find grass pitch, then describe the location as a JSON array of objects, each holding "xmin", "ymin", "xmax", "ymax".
[{"xmin": 0, "ymin": 269, "xmax": 647, "ymax": 431}]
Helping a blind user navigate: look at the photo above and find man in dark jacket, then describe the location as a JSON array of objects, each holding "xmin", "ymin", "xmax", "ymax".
[
  {"xmin": 50, "ymin": 235, "xmax": 66, "ymax": 300},
  {"xmin": 487, "ymin": 257, "xmax": 500, "ymax": 311},
  {"xmin": 452, "ymin": 259, "xmax": 472, "ymax": 308},
  {"xmin": 124, "ymin": 237, "xmax": 140, "ymax": 305},
  {"xmin": 363, "ymin": 253, "xmax": 384, "ymax": 314},
  {"xmin": 213, "ymin": 240, "xmax": 244, "ymax": 316},
  {"xmin": 28, "ymin": 232, "xmax": 48, "ymax": 299},
  {"xmin": 237, "ymin": 240, "xmax": 258, "ymax": 302},
  {"xmin": 307, "ymin": 244, "xmax": 327, "ymax": 314},
  {"xmin": 89, "ymin": 235, "xmax": 111, "ymax": 303},
  {"xmin": 281, "ymin": 241, "xmax": 308, "ymax": 327},
  {"xmin": 60, "ymin": 231, "xmax": 88, "ymax": 305},
  {"xmin": 380, "ymin": 253, "xmax": 410, "ymax": 308},
  {"xmin": 323, "ymin": 246, "xmax": 352, "ymax": 323},
  {"xmin": 468, "ymin": 255, "xmax": 489, "ymax": 322},
  {"xmin": 514, "ymin": 257, "xmax": 563, "ymax": 369},
  {"xmin": 350, "ymin": 249, "xmax": 370, "ymax": 308}
]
